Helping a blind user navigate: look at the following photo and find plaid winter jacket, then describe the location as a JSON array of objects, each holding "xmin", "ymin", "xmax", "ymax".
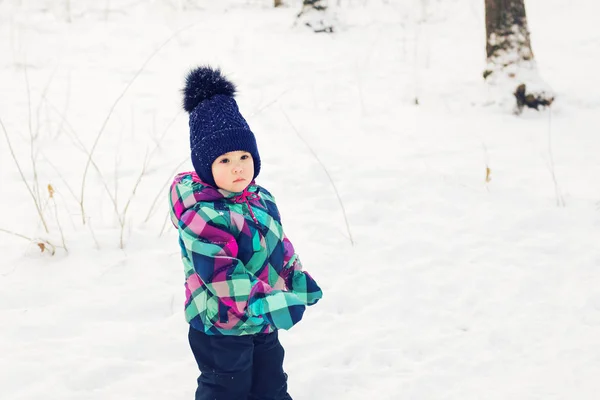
[{"xmin": 169, "ymin": 172, "xmax": 322, "ymax": 336}]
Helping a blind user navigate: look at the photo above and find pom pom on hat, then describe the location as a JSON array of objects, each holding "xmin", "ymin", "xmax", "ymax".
[{"xmin": 182, "ymin": 66, "xmax": 237, "ymax": 113}]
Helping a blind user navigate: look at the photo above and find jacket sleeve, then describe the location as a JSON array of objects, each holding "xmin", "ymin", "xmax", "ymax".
[
  {"xmin": 282, "ymin": 234, "xmax": 323, "ymax": 306},
  {"xmin": 177, "ymin": 206, "xmax": 272, "ymax": 316}
]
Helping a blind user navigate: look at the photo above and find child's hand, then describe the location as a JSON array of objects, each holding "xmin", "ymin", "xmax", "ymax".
[
  {"xmin": 288, "ymin": 270, "xmax": 323, "ymax": 306},
  {"xmin": 249, "ymin": 291, "xmax": 306, "ymax": 330}
]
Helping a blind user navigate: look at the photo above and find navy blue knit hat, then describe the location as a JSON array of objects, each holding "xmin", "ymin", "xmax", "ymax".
[{"xmin": 182, "ymin": 66, "xmax": 261, "ymax": 188}]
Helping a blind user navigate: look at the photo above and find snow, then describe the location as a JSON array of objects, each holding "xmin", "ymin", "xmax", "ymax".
[{"xmin": 1, "ymin": 0, "xmax": 600, "ymax": 399}]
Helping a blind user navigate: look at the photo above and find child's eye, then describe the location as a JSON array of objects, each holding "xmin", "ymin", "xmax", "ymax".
[
  {"xmin": 220, "ymin": 158, "xmax": 229, "ymax": 164},
  {"xmin": 241, "ymin": 154, "xmax": 249, "ymax": 160}
]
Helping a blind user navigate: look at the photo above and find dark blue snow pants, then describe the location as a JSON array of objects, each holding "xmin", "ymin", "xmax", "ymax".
[{"xmin": 188, "ymin": 326, "xmax": 293, "ymax": 400}]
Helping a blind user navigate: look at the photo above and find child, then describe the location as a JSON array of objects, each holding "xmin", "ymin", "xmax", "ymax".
[{"xmin": 169, "ymin": 66, "xmax": 323, "ymax": 400}]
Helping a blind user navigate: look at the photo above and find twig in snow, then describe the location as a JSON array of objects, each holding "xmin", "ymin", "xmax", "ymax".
[
  {"xmin": 144, "ymin": 157, "xmax": 188, "ymax": 223},
  {"xmin": 159, "ymin": 211, "xmax": 171, "ymax": 237},
  {"xmin": 148, "ymin": 110, "xmax": 182, "ymax": 160},
  {"xmin": 119, "ymin": 148, "xmax": 149, "ymax": 249},
  {"xmin": 545, "ymin": 108, "xmax": 565, "ymax": 207},
  {"xmin": 248, "ymin": 89, "xmax": 290, "ymax": 119},
  {"xmin": 48, "ymin": 184, "xmax": 68, "ymax": 252},
  {"xmin": 280, "ymin": 107, "xmax": 354, "ymax": 246},
  {"xmin": 53, "ymin": 70, "xmax": 71, "ymax": 141},
  {"xmin": 114, "ymin": 137, "xmax": 122, "ymax": 218},
  {"xmin": 24, "ymin": 67, "xmax": 44, "ymax": 224},
  {"xmin": 41, "ymin": 96, "xmax": 86, "ymax": 152},
  {"xmin": 38, "ymin": 151, "xmax": 79, "ymax": 206},
  {"xmin": 481, "ymin": 142, "xmax": 491, "ymax": 192},
  {"xmin": 36, "ymin": 64, "xmax": 59, "ymax": 140},
  {"xmin": 0, "ymin": 228, "xmax": 60, "ymax": 256},
  {"xmin": 0, "ymin": 116, "xmax": 50, "ymax": 233},
  {"xmin": 42, "ymin": 95, "xmax": 122, "ymax": 225},
  {"xmin": 413, "ymin": 12, "xmax": 421, "ymax": 105},
  {"xmin": 79, "ymin": 22, "xmax": 199, "ymax": 224},
  {"xmin": 87, "ymin": 217, "xmax": 101, "ymax": 250},
  {"xmin": 0, "ymin": 228, "xmax": 31, "ymax": 241},
  {"xmin": 118, "ymin": 110, "xmax": 183, "ymax": 247}
]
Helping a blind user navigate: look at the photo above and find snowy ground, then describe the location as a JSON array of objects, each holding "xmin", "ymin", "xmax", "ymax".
[{"xmin": 1, "ymin": 0, "xmax": 600, "ymax": 399}]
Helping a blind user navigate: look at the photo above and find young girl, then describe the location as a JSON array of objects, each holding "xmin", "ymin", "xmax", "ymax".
[{"xmin": 169, "ymin": 66, "xmax": 322, "ymax": 400}]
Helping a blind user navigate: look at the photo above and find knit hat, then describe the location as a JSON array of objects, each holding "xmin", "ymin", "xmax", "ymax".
[{"xmin": 182, "ymin": 66, "xmax": 261, "ymax": 188}]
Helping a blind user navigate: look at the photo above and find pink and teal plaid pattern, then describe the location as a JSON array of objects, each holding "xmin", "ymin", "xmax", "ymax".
[{"xmin": 169, "ymin": 172, "xmax": 322, "ymax": 336}]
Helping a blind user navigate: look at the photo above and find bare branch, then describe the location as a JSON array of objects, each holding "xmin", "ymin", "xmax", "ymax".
[
  {"xmin": 24, "ymin": 67, "xmax": 44, "ymax": 222},
  {"xmin": 119, "ymin": 148, "xmax": 150, "ymax": 249},
  {"xmin": 0, "ymin": 228, "xmax": 61, "ymax": 256},
  {"xmin": 0, "ymin": 116, "xmax": 49, "ymax": 232},
  {"xmin": 0, "ymin": 227, "xmax": 32, "ymax": 241},
  {"xmin": 545, "ymin": 108, "xmax": 565, "ymax": 207},
  {"xmin": 42, "ymin": 95, "xmax": 123, "ymax": 226},
  {"xmin": 280, "ymin": 107, "xmax": 354, "ymax": 246},
  {"xmin": 79, "ymin": 22, "xmax": 199, "ymax": 224},
  {"xmin": 48, "ymin": 185, "xmax": 68, "ymax": 252},
  {"xmin": 144, "ymin": 157, "xmax": 188, "ymax": 223}
]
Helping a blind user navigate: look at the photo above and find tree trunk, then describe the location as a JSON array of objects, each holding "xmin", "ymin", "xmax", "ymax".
[
  {"xmin": 274, "ymin": 0, "xmax": 283, "ymax": 7},
  {"xmin": 484, "ymin": 0, "xmax": 554, "ymax": 113},
  {"xmin": 485, "ymin": 0, "xmax": 533, "ymax": 62},
  {"xmin": 298, "ymin": 0, "xmax": 334, "ymax": 33}
]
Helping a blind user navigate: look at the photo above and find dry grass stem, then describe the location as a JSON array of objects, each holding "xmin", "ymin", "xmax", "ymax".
[
  {"xmin": 79, "ymin": 22, "xmax": 199, "ymax": 224},
  {"xmin": 24, "ymin": 67, "xmax": 44, "ymax": 219},
  {"xmin": 119, "ymin": 149, "xmax": 150, "ymax": 249},
  {"xmin": 42, "ymin": 96, "xmax": 123, "ymax": 225},
  {"xmin": 48, "ymin": 185, "xmax": 68, "ymax": 252},
  {"xmin": 144, "ymin": 157, "xmax": 188, "ymax": 223},
  {"xmin": 1, "ymin": 116, "xmax": 50, "ymax": 232},
  {"xmin": 0, "ymin": 227, "xmax": 60, "ymax": 256},
  {"xmin": 546, "ymin": 108, "xmax": 565, "ymax": 207},
  {"xmin": 280, "ymin": 107, "xmax": 354, "ymax": 246}
]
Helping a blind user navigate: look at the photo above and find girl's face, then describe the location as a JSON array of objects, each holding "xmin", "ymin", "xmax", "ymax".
[{"xmin": 211, "ymin": 150, "xmax": 254, "ymax": 192}]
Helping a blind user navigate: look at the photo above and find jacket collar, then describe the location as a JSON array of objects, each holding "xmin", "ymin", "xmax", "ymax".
[{"xmin": 171, "ymin": 171, "xmax": 260, "ymax": 219}]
